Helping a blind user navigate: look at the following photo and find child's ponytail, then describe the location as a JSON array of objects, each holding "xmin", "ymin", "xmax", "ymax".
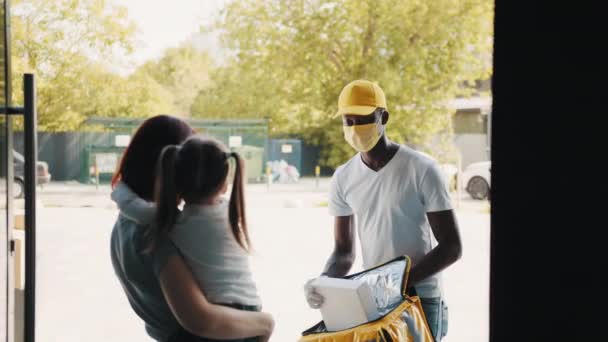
[
  {"xmin": 228, "ymin": 152, "xmax": 251, "ymax": 252},
  {"xmin": 151, "ymin": 145, "xmax": 180, "ymax": 249}
]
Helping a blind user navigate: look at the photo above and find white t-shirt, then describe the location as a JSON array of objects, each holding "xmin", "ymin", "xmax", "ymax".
[{"xmin": 328, "ymin": 145, "xmax": 453, "ymax": 298}]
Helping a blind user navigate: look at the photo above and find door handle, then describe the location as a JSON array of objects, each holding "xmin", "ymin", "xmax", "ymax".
[{"xmin": 23, "ymin": 73, "xmax": 37, "ymax": 342}]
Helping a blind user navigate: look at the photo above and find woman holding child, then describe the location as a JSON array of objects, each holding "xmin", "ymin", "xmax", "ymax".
[{"xmin": 110, "ymin": 115, "xmax": 274, "ymax": 342}]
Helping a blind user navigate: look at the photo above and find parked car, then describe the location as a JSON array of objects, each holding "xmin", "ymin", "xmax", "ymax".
[
  {"xmin": 13, "ymin": 150, "xmax": 51, "ymax": 198},
  {"xmin": 462, "ymin": 161, "xmax": 491, "ymax": 200}
]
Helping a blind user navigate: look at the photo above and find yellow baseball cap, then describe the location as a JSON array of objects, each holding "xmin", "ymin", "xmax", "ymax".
[{"xmin": 336, "ymin": 80, "xmax": 387, "ymax": 117}]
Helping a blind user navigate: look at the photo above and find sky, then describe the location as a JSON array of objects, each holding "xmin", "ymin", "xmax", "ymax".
[{"xmin": 107, "ymin": 0, "xmax": 227, "ymax": 74}]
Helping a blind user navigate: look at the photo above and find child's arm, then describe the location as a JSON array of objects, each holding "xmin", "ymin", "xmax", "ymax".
[{"xmin": 111, "ymin": 182, "xmax": 156, "ymax": 225}]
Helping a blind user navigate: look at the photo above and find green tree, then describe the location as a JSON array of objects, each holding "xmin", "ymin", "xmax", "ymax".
[
  {"xmin": 10, "ymin": 0, "xmax": 138, "ymax": 130},
  {"xmin": 138, "ymin": 44, "xmax": 212, "ymax": 116},
  {"xmin": 190, "ymin": 63, "xmax": 287, "ymax": 130},
  {"xmin": 78, "ymin": 66, "xmax": 174, "ymax": 122},
  {"xmin": 194, "ymin": 0, "xmax": 493, "ymax": 167}
]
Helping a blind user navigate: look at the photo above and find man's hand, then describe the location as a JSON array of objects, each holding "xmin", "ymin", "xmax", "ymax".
[
  {"xmin": 306, "ymin": 216, "xmax": 355, "ymax": 310},
  {"xmin": 304, "ymin": 278, "xmax": 325, "ymax": 309}
]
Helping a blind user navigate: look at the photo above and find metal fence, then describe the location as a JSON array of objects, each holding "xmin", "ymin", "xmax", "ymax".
[
  {"xmin": 13, "ymin": 131, "xmax": 121, "ymax": 181},
  {"xmin": 12, "ymin": 118, "xmax": 275, "ymax": 182}
]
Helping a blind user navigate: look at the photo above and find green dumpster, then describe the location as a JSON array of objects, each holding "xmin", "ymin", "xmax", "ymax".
[
  {"xmin": 231, "ymin": 145, "xmax": 264, "ymax": 182},
  {"xmin": 81, "ymin": 146, "xmax": 125, "ymax": 184}
]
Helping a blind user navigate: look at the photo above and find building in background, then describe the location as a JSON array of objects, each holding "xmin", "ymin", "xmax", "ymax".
[{"xmin": 451, "ymin": 95, "xmax": 492, "ymax": 168}]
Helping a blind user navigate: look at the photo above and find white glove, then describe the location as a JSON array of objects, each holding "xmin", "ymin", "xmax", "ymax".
[{"xmin": 304, "ymin": 277, "xmax": 326, "ymax": 309}]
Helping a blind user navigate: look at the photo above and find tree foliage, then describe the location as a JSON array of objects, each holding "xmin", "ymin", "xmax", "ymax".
[
  {"xmin": 193, "ymin": 0, "xmax": 493, "ymax": 166},
  {"xmin": 10, "ymin": 0, "xmax": 139, "ymax": 130},
  {"xmin": 138, "ymin": 44, "xmax": 212, "ymax": 116}
]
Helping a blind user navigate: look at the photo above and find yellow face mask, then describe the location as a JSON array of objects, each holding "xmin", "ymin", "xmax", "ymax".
[{"xmin": 343, "ymin": 119, "xmax": 384, "ymax": 153}]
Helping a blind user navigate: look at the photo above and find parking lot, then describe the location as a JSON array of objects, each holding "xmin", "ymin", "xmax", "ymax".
[{"xmin": 32, "ymin": 179, "xmax": 489, "ymax": 341}]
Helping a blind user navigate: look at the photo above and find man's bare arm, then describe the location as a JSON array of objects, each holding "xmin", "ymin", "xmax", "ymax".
[
  {"xmin": 408, "ymin": 210, "xmax": 462, "ymax": 288},
  {"xmin": 321, "ymin": 215, "xmax": 356, "ymax": 277}
]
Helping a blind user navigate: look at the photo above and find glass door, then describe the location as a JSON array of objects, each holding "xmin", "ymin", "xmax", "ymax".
[
  {"xmin": 1, "ymin": 0, "xmax": 14, "ymax": 341},
  {"xmin": 2, "ymin": 1, "xmax": 37, "ymax": 341}
]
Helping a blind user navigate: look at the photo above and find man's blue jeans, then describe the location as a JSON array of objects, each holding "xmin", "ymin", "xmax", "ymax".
[{"xmin": 420, "ymin": 297, "xmax": 448, "ymax": 341}]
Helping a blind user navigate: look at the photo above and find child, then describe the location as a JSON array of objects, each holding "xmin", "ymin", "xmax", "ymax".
[{"xmin": 114, "ymin": 136, "xmax": 261, "ymax": 342}]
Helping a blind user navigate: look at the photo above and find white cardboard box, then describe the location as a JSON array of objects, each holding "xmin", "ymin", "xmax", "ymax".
[{"xmin": 314, "ymin": 277, "xmax": 380, "ymax": 331}]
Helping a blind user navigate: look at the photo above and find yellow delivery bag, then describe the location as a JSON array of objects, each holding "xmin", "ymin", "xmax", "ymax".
[{"xmin": 299, "ymin": 256, "xmax": 434, "ymax": 342}]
